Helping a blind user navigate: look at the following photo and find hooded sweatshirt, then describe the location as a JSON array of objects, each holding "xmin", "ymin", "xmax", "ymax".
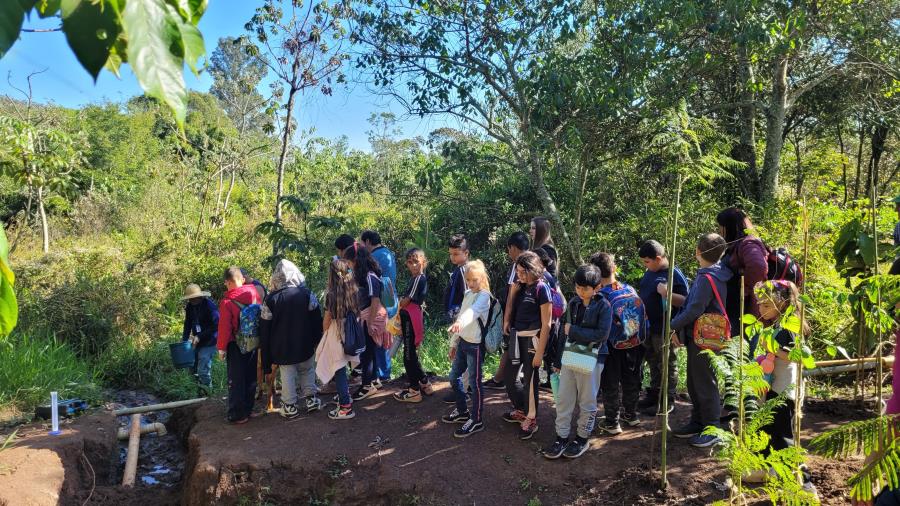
[
  {"xmin": 217, "ymin": 283, "xmax": 261, "ymax": 352},
  {"xmin": 259, "ymin": 260, "xmax": 323, "ymax": 369},
  {"xmin": 670, "ymin": 261, "xmax": 733, "ymax": 334}
]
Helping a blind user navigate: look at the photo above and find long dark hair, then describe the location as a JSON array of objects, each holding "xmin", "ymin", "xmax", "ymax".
[
  {"xmin": 531, "ymin": 217, "xmax": 553, "ymax": 248},
  {"xmin": 326, "ymin": 259, "xmax": 358, "ymax": 319},
  {"xmin": 342, "ymin": 241, "xmax": 382, "ymax": 287},
  {"xmin": 716, "ymin": 207, "xmax": 754, "ymax": 243},
  {"xmin": 515, "ymin": 251, "xmax": 546, "ymax": 285}
]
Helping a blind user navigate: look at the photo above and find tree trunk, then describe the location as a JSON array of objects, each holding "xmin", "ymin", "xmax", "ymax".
[
  {"xmin": 837, "ymin": 124, "xmax": 848, "ymax": 205},
  {"xmin": 871, "ymin": 121, "xmax": 889, "ymax": 190},
  {"xmin": 854, "ymin": 114, "xmax": 866, "ymax": 200},
  {"xmin": 274, "ymin": 84, "xmax": 299, "ymax": 230},
  {"xmin": 223, "ymin": 170, "xmax": 237, "ymax": 218},
  {"xmin": 793, "ymin": 132, "xmax": 804, "ymax": 198},
  {"xmin": 37, "ymin": 185, "xmax": 49, "ymax": 253},
  {"xmin": 759, "ymin": 55, "xmax": 789, "ymax": 201},
  {"xmin": 733, "ymin": 43, "xmax": 758, "ymax": 196},
  {"xmin": 526, "ymin": 147, "xmax": 580, "ymax": 269}
]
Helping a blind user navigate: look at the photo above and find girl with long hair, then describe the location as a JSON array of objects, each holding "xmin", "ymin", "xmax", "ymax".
[
  {"xmin": 530, "ymin": 217, "xmax": 558, "ymax": 277},
  {"xmin": 315, "ymin": 259, "xmax": 360, "ymax": 420}
]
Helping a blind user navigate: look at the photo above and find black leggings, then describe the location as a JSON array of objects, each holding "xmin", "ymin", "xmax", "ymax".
[
  {"xmin": 401, "ymin": 309, "xmax": 426, "ymax": 389},
  {"xmin": 761, "ymin": 390, "xmax": 795, "ymax": 453},
  {"xmin": 504, "ymin": 334, "xmax": 540, "ymax": 419}
]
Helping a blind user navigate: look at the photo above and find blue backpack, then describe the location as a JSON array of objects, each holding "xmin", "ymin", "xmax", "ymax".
[
  {"xmin": 602, "ymin": 283, "xmax": 648, "ymax": 350},
  {"xmin": 342, "ymin": 312, "xmax": 366, "ymax": 356},
  {"xmin": 231, "ymin": 300, "xmax": 261, "ymax": 354},
  {"xmin": 479, "ymin": 294, "xmax": 504, "ymax": 354}
]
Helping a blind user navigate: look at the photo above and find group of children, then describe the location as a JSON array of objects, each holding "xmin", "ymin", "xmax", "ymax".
[{"xmin": 181, "ymin": 217, "xmax": 808, "ymax": 467}]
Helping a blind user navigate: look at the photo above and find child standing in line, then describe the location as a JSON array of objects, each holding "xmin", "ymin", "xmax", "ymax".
[
  {"xmin": 485, "ymin": 232, "xmax": 531, "ymax": 391},
  {"xmin": 669, "ymin": 233, "xmax": 732, "ymax": 448},
  {"xmin": 502, "ymin": 251, "xmax": 553, "ymax": 440},
  {"xmin": 637, "ymin": 240, "xmax": 689, "ymax": 416},
  {"xmin": 445, "ymin": 234, "xmax": 470, "ymax": 321},
  {"xmin": 442, "ymin": 260, "xmax": 492, "ymax": 438},
  {"xmin": 591, "ymin": 253, "xmax": 648, "ymax": 435},
  {"xmin": 751, "ymin": 279, "xmax": 816, "ymax": 497},
  {"xmin": 217, "ymin": 267, "xmax": 262, "ymax": 425},
  {"xmin": 342, "ymin": 243, "xmax": 389, "ymax": 401},
  {"xmin": 394, "ymin": 248, "xmax": 433, "ymax": 402},
  {"xmin": 542, "ymin": 264, "xmax": 612, "ymax": 460},
  {"xmin": 315, "ymin": 259, "xmax": 361, "ymax": 420}
]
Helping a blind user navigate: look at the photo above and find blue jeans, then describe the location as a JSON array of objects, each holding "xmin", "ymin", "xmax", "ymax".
[
  {"xmin": 449, "ymin": 341, "xmax": 484, "ymax": 422},
  {"xmin": 334, "ymin": 366, "xmax": 351, "ymax": 406},
  {"xmin": 375, "ymin": 346, "xmax": 392, "ymax": 380},
  {"xmin": 195, "ymin": 345, "xmax": 216, "ymax": 388}
]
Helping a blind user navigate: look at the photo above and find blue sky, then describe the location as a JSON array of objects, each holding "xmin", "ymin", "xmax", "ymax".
[{"xmin": 0, "ymin": 0, "xmax": 452, "ymax": 151}]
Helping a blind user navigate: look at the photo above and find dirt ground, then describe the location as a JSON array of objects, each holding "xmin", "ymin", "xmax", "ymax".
[
  {"xmin": 0, "ymin": 381, "xmax": 868, "ymax": 506},
  {"xmin": 184, "ymin": 380, "xmax": 865, "ymax": 505}
]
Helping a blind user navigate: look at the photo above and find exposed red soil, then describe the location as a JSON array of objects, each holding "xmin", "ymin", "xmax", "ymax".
[{"xmin": 0, "ymin": 385, "xmax": 868, "ymax": 505}]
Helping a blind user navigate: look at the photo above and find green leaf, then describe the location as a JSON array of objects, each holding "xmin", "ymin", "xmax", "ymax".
[
  {"xmin": 0, "ymin": 1, "xmax": 27, "ymax": 58},
  {"xmin": 826, "ymin": 345, "xmax": 837, "ymax": 358},
  {"xmin": 782, "ymin": 314, "xmax": 802, "ymax": 334},
  {"xmin": 60, "ymin": 0, "xmax": 121, "ymax": 79},
  {"xmin": 36, "ymin": 0, "xmax": 62, "ymax": 17},
  {"xmin": 188, "ymin": 0, "xmax": 207, "ymax": 23},
  {"xmin": 859, "ymin": 232, "xmax": 876, "ymax": 267},
  {"xmin": 122, "ymin": 0, "xmax": 188, "ymax": 126},
  {"xmin": 742, "ymin": 313, "xmax": 759, "ymax": 325},
  {"xmin": 0, "ymin": 227, "xmax": 16, "ymax": 338},
  {"xmin": 174, "ymin": 12, "xmax": 204, "ymax": 75}
]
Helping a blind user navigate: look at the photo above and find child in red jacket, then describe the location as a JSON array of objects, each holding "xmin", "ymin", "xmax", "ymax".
[{"xmin": 217, "ymin": 267, "xmax": 262, "ymax": 424}]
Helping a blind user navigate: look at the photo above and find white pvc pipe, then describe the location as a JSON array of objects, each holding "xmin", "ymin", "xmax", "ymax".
[
  {"xmin": 117, "ymin": 422, "xmax": 167, "ymax": 440},
  {"xmin": 49, "ymin": 391, "xmax": 61, "ymax": 435}
]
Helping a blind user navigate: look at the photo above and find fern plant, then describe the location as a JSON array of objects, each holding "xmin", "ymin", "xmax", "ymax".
[
  {"xmin": 809, "ymin": 415, "xmax": 900, "ymax": 502},
  {"xmin": 704, "ymin": 331, "xmax": 817, "ymax": 505}
]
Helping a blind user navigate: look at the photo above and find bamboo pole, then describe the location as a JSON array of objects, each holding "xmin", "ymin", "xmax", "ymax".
[
  {"xmin": 659, "ymin": 173, "xmax": 683, "ymax": 490},
  {"xmin": 872, "ymin": 179, "xmax": 884, "ymax": 415},
  {"xmin": 795, "ymin": 200, "xmax": 810, "ymax": 464},
  {"xmin": 804, "ymin": 357, "xmax": 894, "ymax": 377},
  {"xmin": 815, "ymin": 356, "xmax": 890, "ymax": 368},
  {"xmin": 735, "ymin": 275, "xmax": 746, "ymax": 504},
  {"xmin": 121, "ymin": 414, "xmax": 141, "ymax": 487},
  {"xmin": 113, "ymin": 397, "xmax": 207, "ymax": 416}
]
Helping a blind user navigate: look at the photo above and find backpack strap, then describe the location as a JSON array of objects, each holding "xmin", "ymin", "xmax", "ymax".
[
  {"xmin": 704, "ymin": 273, "xmax": 729, "ymax": 324},
  {"xmin": 232, "ymin": 300, "xmax": 246, "ymax": 311}
]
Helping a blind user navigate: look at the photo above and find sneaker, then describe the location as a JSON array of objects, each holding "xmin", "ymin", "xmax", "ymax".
[
  {"xmin": 350, "ymin": 366, "xmax": 362, "ymax": 378},
  {"xmin": 482, "ymin": 378, "xmax": 505, "ymax": 390},
  {"xmin": 328, "ymin": 405, "xmax": 355, "ymax": 420},
  {"xmin": 228, "ymin": 416, "xmax": 250, "ymax": 425},
  {"xmin": 671, "ymin": 421, "xmax": 704, "ymax": 439},
  {"xmin": 541, "ymin": 437, "xmax": 569, "ymax": 459},
  {"xmin": 454, "ymin": 419, "xmax": 484, "ymax": 438},
  {"xmin": 502, "ymin": 409, "xmax": 527, "ymax": 424},
  {"xmin": 442, "ymin": 408, "xmax": 470, "ymax": 424},
  {"xmin": 643, "ymin": 398, "xmax": 675, "ymax": 416},
  {"xmin": 280, "ymin": 402, "xmax": 300, "ymax": 419},
  {"xmin": 420, "ymin": 381, "xmax": 434, "ymax": 396},
  {"xmin": 304, "ymin": 396, "xmax": 323, "ymax": 413},
  {"xmin": 563, "ymin": 437, "xmax": 590, "ymax": 458},
  {"xmin": 519, "ymin": 418, "xmax": 539, "ymax": 440},
  {"xmin": 372, "ymin": 378, "xmax": 384, "ymax": 389},
  {"xmin": 622, "ymin": 412, "xmax": 641, "ymax": 427},
  {"xmin": 596, "ymin": 419, "xmax": 622, "ymax": 436},
  {"xmin": 393, "ymin": 388, "xmax": 422, "ymax": 403},
  {"xmin": 688, "ymin": 433, "xmax": 721, "ymax": 448},
  {"xmin": 352, "ymin": 384, "xmax": 378, "ymax": 401}
]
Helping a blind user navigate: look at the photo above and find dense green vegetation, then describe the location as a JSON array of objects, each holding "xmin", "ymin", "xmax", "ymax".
[{"xmin": 0, "ymin": 0, "xmax": 896, "ymax": 436}]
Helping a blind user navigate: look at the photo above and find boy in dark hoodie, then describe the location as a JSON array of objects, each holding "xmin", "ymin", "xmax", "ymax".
[
  {"xmin": 217, "ymin": 267, "xmax": 263, "ymax": 424},
  {"xmin": 259, "ymin": 259, "xmax": 324, "ymax": 419},
  {"xmin": 669, "ymin": 233, "xmax": 732, "ymax": 448},
  {"xmin": 542, "ymin": 264, "xmax": 611, "ymax": 460}
]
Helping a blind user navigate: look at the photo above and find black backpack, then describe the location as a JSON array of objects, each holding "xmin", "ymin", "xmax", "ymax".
[
  {"xmin": 766, "ymin": 246, "xmax": 804, "ymax": 287},
  {"xmin": 342, "ymin": 312, "xmax": 366, "ymax": 356}
]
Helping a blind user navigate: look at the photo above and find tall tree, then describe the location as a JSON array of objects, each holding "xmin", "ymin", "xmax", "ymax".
[
  {"xmin": 244, "ymin": 0, "xmax": 350, "ymax": 233},
  {"xmin": 209, "ymin": 37, "xmax": 272, "ymax": 136}
]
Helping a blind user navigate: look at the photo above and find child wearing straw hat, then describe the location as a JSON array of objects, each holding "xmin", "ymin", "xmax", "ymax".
[{"xmin": 182, "ymin": 283, "xmax": 220, "ymax": 394}]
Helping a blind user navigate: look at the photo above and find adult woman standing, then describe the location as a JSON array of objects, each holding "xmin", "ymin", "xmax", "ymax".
[
  {"xmin": 530, "ymin": 217, "xmax": 559, "ymax": 278},
  {"xmin": 716, "ymin": 208, "xmax": 768, "ymax": 339}
]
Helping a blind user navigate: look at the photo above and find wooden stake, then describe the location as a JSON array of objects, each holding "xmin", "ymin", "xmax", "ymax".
[{"xmin": 122, "ymin": 414, "xmax": 141, "ymax": 487}]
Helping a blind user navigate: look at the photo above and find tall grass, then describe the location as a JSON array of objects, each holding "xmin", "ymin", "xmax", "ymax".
[{"xmin": 0, "ymin": 332, "xmax": 101, "ymax": 419}]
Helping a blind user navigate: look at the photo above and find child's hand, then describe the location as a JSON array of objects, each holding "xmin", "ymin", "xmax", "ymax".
[
  {"xmin": 218, "ymin": 350, "xmax": 226, "ymax": 360},
  {"xmin": 503, "ymin": 320, "xmax": 510, "ymax": 336},
  {"xmin": 448, "ymin": 322, "xmax": 460, "ymax": 334},
  {"xmin": 670, "ymin": 331, "xmax": 682, "ymax": 348},
  {"xmin": 449, "ymin": 347, "xmax": 457, "ymax": 361},
  {"xmin": 656, "ymin": 283, "xmax": 668, "ymax": 297},
  {"xmin": 190, "ymin": 336, "xmax": 199, "ymax": 346},
  {"xmin": 532, "ymin": 354, "xmax": 542, "ymax": 368}
]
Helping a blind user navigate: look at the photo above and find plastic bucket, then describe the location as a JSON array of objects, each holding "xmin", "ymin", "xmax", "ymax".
[{"xmin": 169, "ymin": 341, "xmax": 195, "ymax": 369}]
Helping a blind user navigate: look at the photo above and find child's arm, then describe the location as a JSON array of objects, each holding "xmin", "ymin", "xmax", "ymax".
[
  {"xmin": 670, "ymin": 277, "xmax": 713, "ymax": 331},
  {"xmin": 503, "ymin": 283, "xmax": 520, "ymax": 334},
  {"xmin": 533, "ymin": 302, "xmax": 553, "ymax": 368},
  {"xmin": 323, "ymin": 310, "xmax": 333, "ymax": 331},
  {"xmin": 656, "ymin": 283, "xmax": 687, "ymax": 307},
  {"xmin": 568, "ymin": 298, "xmax": 613, "ymax": 348},
  {"xmin": 399, "ymin": 296, "xmax": 411, "ymax": 309},
  {"xmin": 182, "ymin": 307, "xmax": 191, "ymax": 341}
]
